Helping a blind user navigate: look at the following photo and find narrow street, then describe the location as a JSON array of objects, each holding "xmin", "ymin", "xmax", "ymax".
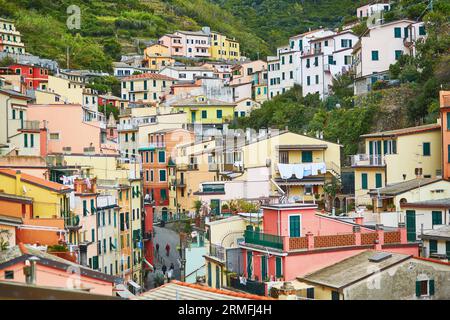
[{"xmin": 145, "ymin": 225, "xmax": 181, "ymax": 290}]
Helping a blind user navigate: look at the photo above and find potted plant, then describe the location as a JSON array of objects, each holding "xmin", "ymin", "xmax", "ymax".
[
  {"xmin": 387, "ymin": 203, "xmax": 396, "ymax": 212},
  {"xmin": 221, "ymin": 203, "xmax": 230, "ymax": 214}
]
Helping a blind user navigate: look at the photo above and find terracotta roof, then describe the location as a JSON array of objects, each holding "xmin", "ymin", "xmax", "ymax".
[
  {"xmin": 121, "ymin": 73, "xmax": 176, "ymax": 82},
  {"xmin": 413, "ymin": 256, "xmax": 450, "ymax": 266},
  {"xmin": 0, "ymin": 192, "xmax": 33, "ymax": 204},
  {"xmin": 139, "ymin": 280, "xmax": 273, "ymax": 300},
  {"xmin": 360, "ymin": 123, "xmax": 441, "ymax": 138},
  {"xmin": 0, "ymin": 169, "xmax": 71, "ymax": 193}
]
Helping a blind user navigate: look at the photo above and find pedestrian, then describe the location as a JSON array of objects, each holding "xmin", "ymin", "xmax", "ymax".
[
  {"xmin": 161, "ymin": 264, "xmax": 167, "ymax": 275},
  {"xmin": 167, "ymin": 266, "xmax": 173, "ymax": 282},
  {"xmin": 170, "ymin": 263, "xmax": 174, "ymax": 272},
  {"xmin": 155, "ymin": 243, "xmax": 159, "ymax": 255},
  {"xmin": 165, "ymin": 243, "xmax": 170, "ymax": 257}
]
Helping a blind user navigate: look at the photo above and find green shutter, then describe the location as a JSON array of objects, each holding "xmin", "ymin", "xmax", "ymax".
[
  {"xmin": 429, "ymin": 280, "xmax": 435, "ymax": 295},
  {"xmin": 432, "ymin": 211, "xmax": 442, "ymax": 226},
  {"xmin": 446, "ymin": 241, "xmax": 450, "ymax": 259},
  {"xmin": 302, "ymin": 151, "xmax": 313, "ymax": 163},
  {"xmin": 247, "ymin": 251, "xmax": 252, "ymax": 278},
  {"xmin": 383, "ymin": 140, "xmax": 388, "ymax": 155},
  {"xmin": 216, "ymin": 110, "xmax": 222, "ymax": 119},
  {"xmin": 158, "ymin": 151, "xmax": 165, "ymax": 162},
  {"xmin": 430, "ymin": 240, "xmax": 437, "ymax": 254},
  {"xmin": 416, "ymin": 281, "xmax": 421, "ymax": 297},
  {"xmin": 261, "ymin": 256, "xmax": 267, "ymax": 281},
  {"xmin": 289, "ymin": 215, "xmax": 301, "ymax": 237},
  {"xmin": 275, "ymin": 257, "xmax": 282, "ymax": 278},
  {"xmin": 371, "ymin": 51, "xmax": 379, "ymax": 60},
  {"xmin": 24, "ymin": 134, "xmax": 28, "ymax": 147},
  {"xmin": 394, "ymin": 27, "xmax": 401, "ymax": 38},
  {"xmin": 207, "ymin": 263, "xmax": 212, "ymax": 286},
  {"xmin": 361, "ymin": 173, "xmax": 368, "ymax": 190},
  {"xmin": 375, "ymin": 173, "xmax": 382, "ymax": 188},
  {"xmin": 448, "ymin": 145, "xmax": 450, "ymax": 163},
  {"xmin": 406, "ymin": 210, "xmax": 416, "ymax": 242},
  {"xmin": 215, "ymin": 266, "xmax": 220, "ymax": 288},
  {"xmin": 423, "ymin": 142, "xmax": 430, "ymax": 156},
  {"xmin": 447, "ymin": 112, "xmax": 450, "ymax": 130},
  {"xmin": 369, "ymin": 141, "xmax": 373, "ymax": 155}
]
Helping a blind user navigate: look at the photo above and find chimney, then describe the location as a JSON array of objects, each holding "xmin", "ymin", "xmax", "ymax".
[
  {"xmin": 15, "ymin": 170, "xmax": 22, "ymax": 195},
  {"xmin": 354, "ymin": 216, "xmax": 364, "ymax": 225}
]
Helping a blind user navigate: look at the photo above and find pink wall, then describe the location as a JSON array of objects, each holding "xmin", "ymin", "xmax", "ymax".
[
  {"xmin": 263, "ymin": 208, "xmax": 374, "ymax": 237},
  {"xmin": 27, "ymin": 104, "xmax": 103, "ymax": 155},
  {"xmin": 0, "ymin": 262, "xmax": 114, "ymax": 296}
]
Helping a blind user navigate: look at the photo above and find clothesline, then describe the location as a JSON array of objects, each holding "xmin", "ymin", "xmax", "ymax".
[{"xmin": 277, "ymin": 162, "xmax": 327, "ymax": 180}]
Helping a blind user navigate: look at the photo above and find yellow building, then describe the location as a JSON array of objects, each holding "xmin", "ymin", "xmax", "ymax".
[
  {"xmin": 120, "ymin": 73, "xmax": 176, "ymax": 104},
  {"xmin": 129, "ymin": 178, "xmax": 143, "ymax": 285},
  {"xmin": 171, "ymin": 95, "xmax": 236, "ymax": 126},
  {"xmin": 351, "ymin": 122, "xmax": 442, "ymax": 206},
  {"xmin": 175, "ymin": 139, "xmax": 218, "ymax": 212},
  {"xmin": 239, "ymin": 131, "xmax": 342, "ymax": 202},
  {"xmin": 204, "ymin": 215, "xmax": 261, "ymax": 289},
  {"xmin": 143, "ymin": 44, "xmax": 175, "ymax": 71},
  {"xmin": 210, "ymin": 32, "xmax": 241, "ymax": 61},
  {"xmin": 0, "ymin": 169, "xmax": 71, "ymax": 219}
]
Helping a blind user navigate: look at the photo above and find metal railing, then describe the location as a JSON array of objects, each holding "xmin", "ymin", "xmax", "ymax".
[
  {"xmin": 209, "ymin": 244, "xmax": 226, "ymax": 261},
  {"xmin": 244, "ymin": 230, "xmax": 284, "ymax": 250},
  {"xmin": 21, "ymin": 120, "xmax": 40, "ymax": 130},
  {"xmin": 351, "ymin": 154, "xmax": 385, "ymax": 166}
]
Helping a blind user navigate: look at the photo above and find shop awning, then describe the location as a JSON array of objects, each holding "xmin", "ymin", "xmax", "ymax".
[
  {"xmin": 128, "ymin": 280, "xmax": 142, "ymax": 290},
  {"xmin": 143, "ymin": 258, "xmax": 154, "ymax": 271}
]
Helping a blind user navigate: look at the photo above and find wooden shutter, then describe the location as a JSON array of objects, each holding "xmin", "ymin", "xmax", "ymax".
[
  {"xmin": 432, "ymin": 211, "xmax": 442, "ymax": 225},
  {"xmin": 275, "ymin": 257, "xmax": 282, "ymax": 278},
  {"xmin": 416, "ymin": 281, "xmax": 421, "ymax": 297},
  {"xmin": 361, "ymin": 173, "xmax": 368, "ymax": 190},
  {"xmin": 429, "ymin": 280, "xmax": 435, "ymax": 295}
]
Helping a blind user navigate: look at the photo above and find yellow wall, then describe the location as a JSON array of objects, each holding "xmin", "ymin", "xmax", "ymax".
[
  {"xmin": 0, "ymin": 173, "xmax": 68, "ymax": 219},
  {"xmin": 210, "ymin": 32, "xmax": 240, "ymax": 61},
  {"xmin": 354, "ymin": 167, "xmax": 386, "ymax": 206},
  {"xmin": 175, "ymin": 105, "xmax": 235, "ymax": 124},
  {"xmin": 121, "ymin": 78, "xmax": 175, "ymax": 103},
  {"xmin": 47, "ymin": 75, "xmax": 84, "ymax": 104}
]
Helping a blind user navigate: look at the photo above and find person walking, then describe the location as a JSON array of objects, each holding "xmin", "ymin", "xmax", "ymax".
[
  {"xmin": 161, "ymin": 264, "xmax": 167, "ymax": 276},
  {"xmin": 167, "ymin": 268, "xmax": 173, "ymax": 282},
  {"xmin": 165, "ymin": 243, "xmax": 170, "ymax": 257},
  {"xmin": 155, "ymin": 243, "xmax": 159, "ymax": 256}
]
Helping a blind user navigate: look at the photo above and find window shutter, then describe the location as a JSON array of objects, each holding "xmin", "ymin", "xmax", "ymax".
[
  {"xmin": 416, "ymin": 281, "xmax": 421, "ymax": 297},
  {"xmin": 383, "ymin": 141, "xmax": 387, "ymax": 155},
  {"xmin": 429, "ymin": 280, "xmax": 435, "ymax": 295}
]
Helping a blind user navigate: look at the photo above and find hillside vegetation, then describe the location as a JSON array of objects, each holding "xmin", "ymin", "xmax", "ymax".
[{"xmin": 0, "ymin": 0, "xmax": 365, "ymax": 70}]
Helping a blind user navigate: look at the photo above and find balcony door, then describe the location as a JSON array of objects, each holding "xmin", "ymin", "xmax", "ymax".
[
  {"xmin": 289, "ymin": 215, "xmax": 301, "ymax": 237},
  {"xmin": 369, "ymin": 140, "xmax": 382, "ymax": 165}
]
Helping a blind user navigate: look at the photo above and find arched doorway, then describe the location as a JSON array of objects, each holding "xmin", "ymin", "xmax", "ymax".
[{"xmin": 161, "ymin": 207, "xmax": 168, "ymax": 222}]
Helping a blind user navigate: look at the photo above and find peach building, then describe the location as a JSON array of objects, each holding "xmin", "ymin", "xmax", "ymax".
[
  {"xmin": 440, "ymin": 91, "xmax": 450, "ymax": 180},
  {"xmin": 236, "ymin": 203, "xmax": 419, "ymax": 296},
  {"xmin": 0, "ymin": 243, "xmax": 121, "ymax": 296},
  {"xmin": 26, "ymin": 104, "xmax": 118, "ymax": 155}
]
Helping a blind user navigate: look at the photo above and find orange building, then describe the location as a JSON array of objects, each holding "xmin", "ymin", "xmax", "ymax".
[
  {"xmin": 440, "ymin": 91, "xmax": 450, "ymax": 180},
  {"xmin": 117, "ymin": 184, "xmax": 132, "ymax": 280},
  {"xmin": 139, "ymin": 129, "xmax": 194, "ymax": 218}
]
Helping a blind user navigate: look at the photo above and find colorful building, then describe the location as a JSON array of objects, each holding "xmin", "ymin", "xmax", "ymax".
[
  {"xmin": 440, "ymin": 91, "xmax": 450, "ymax": 180},
  {"xmin": 120, "ymin": 73, "xmax": 176, "ymax": 104},
  {"xmin": 237, "ymin": 203, "xmax": 418, "ymax": 296},
  {"xmin": 143, "ymin": 44, "xmax": 175, "ymax": 71},
  {"xmin": 210, "ymin": 31, "xmax": 241, "ymax": 61},
  {"xmin": 0, "ymin": 18, "xmax": 25, "ymax": 54},
  {"xmin": 9, "ymin": 63, "xmax": 49, "ymax": 90}
]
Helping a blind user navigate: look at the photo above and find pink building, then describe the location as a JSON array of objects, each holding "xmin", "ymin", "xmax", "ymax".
[
  {"xmin": 26, "ymin": 104, "xmax": 118, "ymax": 155},
  {"xmin": 158, "ymin": 34, "xmax": 185, "ymax": 57},
  {"xmin": 158, "ymin": 28, "xmax": 211, "ymax": 59},
  {"xmin": 238, "ymin": 203, "xmax": 419, "ymax": 296},
  {"xmin": 0, "ymin": 243, "xmax": 120, "ymax": 296}
]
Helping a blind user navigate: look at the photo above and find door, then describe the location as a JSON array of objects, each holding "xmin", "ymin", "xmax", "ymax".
[
  {"xmin": 261, "ymin": 255, "xmax": 267, "ymax": 281},
  {"xmin": 289, "ymin": 215, "xmax": 301, "ymax": 237},
  {"xmin": 210, "ymin": 199, "xmax": 220, "ymax": 215},
  {"xmin": 246, "ymin": 251, "xmax": 252, "ymax": 278},
  {"xmin": 406, "ymin": 210, "xmax": 416, "ymax": 242},
  {"xmin": 215, "ymin": 266, "xmax": 220, "ymax": 289},
  {"xmin": 161, "ymin": 208, "xmax": 168, "ymax": 222},
  {"xmin": 275, "ymin": 257, "xmax": 282, "ymax": 279},
  {"xmin": 191, "ymin": 111, "xmax": 196, "ymax": 123}
]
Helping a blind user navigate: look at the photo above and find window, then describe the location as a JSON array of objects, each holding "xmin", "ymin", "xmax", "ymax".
[
  {"xmin": 371, "ymin": 51, "xmax": 379, "ymax": 61},
  {"xmin": 83, "ymin": 200, "xmax": 87, "ymax": 216},
  {"xmin": 416, "ymin": 279, "xmax": 435, "ymax": 297},
  {"xmin": 361, "ymin": 173, "xmax": 368, "ymax": 190},
  {"xmin": 395, "ymin": 50, "xmax": 402, "ymax": 60},
  {"xmin": 375, "ymin": 173, "xmax": 382, "ymax": 188},
  {"xmin": 429, "ymin": 240, "xmax": 438, "ymax": 254},
  {"xmin": 261, "ymin": 255, "xmax": 267, "ymax": 281},
  {"xmin": 91, "ymin": 228, "xmax": 95, "ymax": 242},
  {"xmin": 159, "ymin": 169, "xmax": 167, "ymax": 182},
  {"xmin": 315, "ymin": 75, "xmax": 319, "ymax": 84},
  {"xmin": 24, "ymin": 133, "xmax": 28, "ymax": 148},
  {"xmin": 5, "ymin": 270, "xmax": 14, "ymax": 279},
  {"xmin": 160, "ymin": 189, "xmax": 167, "ymax": 201},
  {"xmin": 202, "ymin": 110, "xmax": 207, "ymax": 119},
  {"xmin": 432, "ymin": 211, "xmax": 442, "ymax": 226},
  {"xmin": 302, "ymin": 151, "xmax": 313, "ymax": 163},
  {"xmin": 394, "ymin": 27, "xmax": 401, "ymax": 38},
  {"xmin": 289, "ymin": 215, "xmax": 301, "ymax": 237},
  {"xmin": 279, "ymin": 151, "xmax": 289, "ymax": 164},
  {"xmin": 331, "ymin": 291, "xmax": 340, "ymax": 300},
  {"xmin": 275, "ymin": 257, "xmax": 282, "ymax": 278},
  {"xmin": 423, "ymin": 142, "xmax": 431, "ymax": 156},
  {"xmin": 158, "ymin": 151, "xmax": 165, "ymax": 163},
  {"xmin": 447, "ymin": 112, "xmax": 450, "ymax": 130},
  {"xmin": 306, "ymin": 76, "xmax": 310, "ymax": 86},
  {"xmin": 307, "ymin": 288, "xmax": 314, "ymax": 299},
  {"xmin": 419, "ymin": 26, "xmax": 426, "ymax": 36},
  {"xmin": 49, "ymin": 133, "xmax": 59, "ymax": 140},
  {"xmin": 304, "ymin": 185, "xmax": 313, "ymax": 195},
  {"xmin": 216, "ymin": 110, "xmax": 222, "ymax": 119}
]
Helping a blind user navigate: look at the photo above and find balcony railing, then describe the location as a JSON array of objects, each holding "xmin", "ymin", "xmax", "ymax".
[
  {"xmin": 244, "ymin": 230, "xmax": 283, "ymax": 250},
  {"xmin": 21, "ymin": 120, "xmax": 40, "ymax": 130},
  {"xmin": 351, "ymin": 154, "xmax": 385, "ymax": 166},
  {"xmin": 229, "ymin": 276, "xmax": 266, "ymax": 296},
  {"xmin": 64, "ymin": 215, "xmax": 80, "ymax": 228},
  {"xmin": 209, "ymin": 244, "xmax": 226, "ymax": 261}
]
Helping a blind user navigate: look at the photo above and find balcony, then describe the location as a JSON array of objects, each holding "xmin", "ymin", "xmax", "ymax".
[
  {"xmin": 209, "ymin": 244, "xmax": 226, "ymax": 261},
  {"xmin": 243, "ymin": 230, "xmax": 284, "ymax": 250},
  {"xmin": 188, "ymin": 163, "xmax": 198, "ymax": 171},
  {"xmin": 117, "ymin": 123, "xmax": 138, "ymax": 131},
  {"xmin": 21, "ymin": 120, "xmax": 40, "ymax": 131},
  {"xmin": 229, "ymin": 275, "xmax": 266, "ymax": 296},
  {"xmin": 351, "ymin": 154, "xmax": 385, "ymax": 167},
  {"xmin": 64, "ymin": 215, "xmax": 81, "ymax": 230},
  {"xmin": 208, "ymin": 163, "xmax": 219, "ymax": 171}
]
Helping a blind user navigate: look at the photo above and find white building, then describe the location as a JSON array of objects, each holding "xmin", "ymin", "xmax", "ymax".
[
  {"xmin": 353, "ymin": 19, "xmax": 426, "ymax": 95},
  {"xmin": 159, "ymin": 66, "xmax": 214, "ymax": 81},
  {"xmin": 357, "ymin": 1, "xmax": 391, "ymax": 19},
  {"xmin": 302, "ymin": 30, "xmax": 358, "ymax": 99},
  {"xmin": 113, "ymin": 62, "xmax": 143, "ymax": 78},
  {"xmin": 268, "ymin": 29, "xmax": 333, "ymax": 99}
]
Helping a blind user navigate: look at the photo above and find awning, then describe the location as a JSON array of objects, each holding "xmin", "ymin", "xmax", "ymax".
[
  {"xmin": 128, "ymin": 280, "xmax": 142, "ymax": 290},
  {"xmin": 143, "ymin": 258, "xmax": 154, "ymax": 271}
]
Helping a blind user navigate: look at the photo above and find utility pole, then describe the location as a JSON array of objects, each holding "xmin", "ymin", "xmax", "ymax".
[{"xmin": 66, "ymin": 47, "xmax": 70, "ymax": 69}]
